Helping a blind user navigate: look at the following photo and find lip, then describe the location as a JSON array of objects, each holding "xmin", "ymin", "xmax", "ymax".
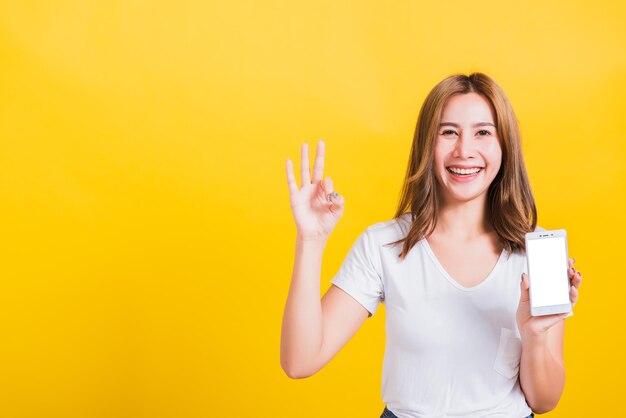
[
  {"xmin": 446, "ymin": 167, "xmax": 483, "ymax": 182},
  {"xmin": 446, "ymin": 165, "xmax": 484, "ymax": 169}
]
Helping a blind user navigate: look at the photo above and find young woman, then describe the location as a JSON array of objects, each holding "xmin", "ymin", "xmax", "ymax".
[{"xmin": 281, "ymin": 73, "xmax": 583, "ymax": 417}]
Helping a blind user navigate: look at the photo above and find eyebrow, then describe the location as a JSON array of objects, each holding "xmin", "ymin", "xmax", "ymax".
[{"xmin": 439, "ymin": 122, "xmax": 496, "ymax": 128}]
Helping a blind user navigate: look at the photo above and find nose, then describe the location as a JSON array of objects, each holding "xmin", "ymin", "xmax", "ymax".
[{"xmin": 453, "ymin": 132, "xmax": 475, "ymax": 159}]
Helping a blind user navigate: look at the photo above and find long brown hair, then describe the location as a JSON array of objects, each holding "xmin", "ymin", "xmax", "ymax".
[{"xmin": 386, "ymin": 72, "xmax": 537, "ymax": 259}]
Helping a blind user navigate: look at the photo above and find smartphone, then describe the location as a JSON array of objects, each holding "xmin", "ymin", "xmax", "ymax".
[{"xmin": 525, "ymin": 229, "xmax": 572, "ymax": 316}]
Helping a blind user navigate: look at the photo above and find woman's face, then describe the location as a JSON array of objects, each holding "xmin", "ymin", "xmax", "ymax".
[{"xmin": 433, "ymin": 92, "xmax": 502, "ymax": 205}]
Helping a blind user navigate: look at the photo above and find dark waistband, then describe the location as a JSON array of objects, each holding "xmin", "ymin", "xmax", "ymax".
[{"xmin": 381, "ymin": 406, "xmax": 534, "ymax": 418}]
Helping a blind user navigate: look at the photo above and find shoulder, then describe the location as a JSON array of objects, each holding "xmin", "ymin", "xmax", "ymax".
[
  {"xmin": 534, "ymin": 225, "xmax": 547, "ymax": 232},
  {"xmin": 365, "ymin": 213, "xmax": 412, "ymax": 244}
]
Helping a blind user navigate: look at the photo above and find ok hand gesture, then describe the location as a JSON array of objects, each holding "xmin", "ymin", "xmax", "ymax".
[{"xmin": 286, "ymin": 140, "xmax": 345, "ymax": 242}]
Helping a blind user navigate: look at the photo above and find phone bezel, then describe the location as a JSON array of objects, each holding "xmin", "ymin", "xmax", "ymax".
[{"xmin": 525, "ymin": 229, "xmax": 572, "ymax": 317}]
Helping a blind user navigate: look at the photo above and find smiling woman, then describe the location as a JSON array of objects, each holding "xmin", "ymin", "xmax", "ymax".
[
  {"xmin": 388, "ymin": 73, "xmax": 537, "ymax": 258},
  {"xmin": 281, "ymin": 72, "xmax": 581, "ymax": 418}
]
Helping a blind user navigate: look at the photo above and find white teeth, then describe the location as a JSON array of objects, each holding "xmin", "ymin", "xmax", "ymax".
[{"xmin": 447, "ymin": 167, "xmax": 482, "ymax": 175}]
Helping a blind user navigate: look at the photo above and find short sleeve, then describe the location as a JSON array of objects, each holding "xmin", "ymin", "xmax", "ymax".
[{"xmin": 329, "ymin": 228, "xmax": 384, "ymax": 318}]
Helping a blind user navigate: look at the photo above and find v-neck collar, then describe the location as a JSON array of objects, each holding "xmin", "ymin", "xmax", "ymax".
[{"xmin": 421, "ymin": 238, "xmax": 508, "ymax": 292}]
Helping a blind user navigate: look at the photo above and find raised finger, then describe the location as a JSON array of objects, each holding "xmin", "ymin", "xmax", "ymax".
[
  {"xmin": 311, "ymin": 139, "xmax": 325, "ymax": 184},
  {"xmin": 286, "ymin": 159, "xmax": 298, "ymax": 195},
  {"xmin": 301, "ymin": 142, "xmax": 311, "ymax": 186}
]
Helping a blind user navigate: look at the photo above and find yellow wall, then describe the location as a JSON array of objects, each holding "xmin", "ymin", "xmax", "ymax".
[{"xmin": 0, "ymin": 1, "xmax": 624, "ymax": 416}]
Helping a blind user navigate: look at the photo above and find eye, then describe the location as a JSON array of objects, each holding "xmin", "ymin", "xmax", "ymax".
[
  {"xmin": 441, "ymin": 129, "xmax": 457, "ymax": 136},
  {"xmin": 477, "ymin": 130, "xmax": 491, "ymax": 136}
]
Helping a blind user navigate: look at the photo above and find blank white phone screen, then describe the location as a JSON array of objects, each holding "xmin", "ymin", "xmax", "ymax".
[{"xmin": 527, "ymin": 237, "xmax": 570, "ymax": 307}]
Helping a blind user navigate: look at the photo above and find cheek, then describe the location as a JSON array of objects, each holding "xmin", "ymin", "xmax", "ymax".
[
  {"xmin": 433, "ymin": 140, "xmax": 451, "ymax": 163},
  {"xmin": 482, "ymin": 141, "xmax": 502, "ymax": 164},
  {"xmin": 432, "ymin": 146, "xmax": 447, "ymax": 183}
]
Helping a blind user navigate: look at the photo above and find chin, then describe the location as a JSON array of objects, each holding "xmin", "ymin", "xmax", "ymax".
[{"xmin": 444, "ymin": 188, "xmax": 488, "ymax": 204}]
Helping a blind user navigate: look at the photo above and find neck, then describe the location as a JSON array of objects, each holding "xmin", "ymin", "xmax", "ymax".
[{"xmin": 434, "ymin": 194, "xmax": 493, "ymax": 241}]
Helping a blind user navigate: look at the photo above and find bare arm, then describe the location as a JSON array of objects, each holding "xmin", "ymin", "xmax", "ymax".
[
  {"xmin": 280, "ymin": 140, "xmax": 369, "ymax": 379},
  {"xmin": 519, "ymin": 323, "xmax": 565, "ymax": 413},
  {"xmin": 518, "ymin": 258, "xmax": 582, "ymax": 413},
  {"xmin": 280, "ymin": 238, "xmax": 369, "ymax": 378}
]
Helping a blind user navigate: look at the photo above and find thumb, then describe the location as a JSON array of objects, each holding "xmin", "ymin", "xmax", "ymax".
[{"xmin": 519, "ymin": 273, "xmax": 530, "ymax": 304}]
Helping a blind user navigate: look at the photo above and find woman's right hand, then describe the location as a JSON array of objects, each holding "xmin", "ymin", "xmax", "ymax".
[{"xmin": 286, "ymin": 140, "xmax": 345, "ymax": 242}]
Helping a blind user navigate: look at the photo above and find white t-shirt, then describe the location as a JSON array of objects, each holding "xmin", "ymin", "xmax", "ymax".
[{"xmin": 330, "ymin": 214, "xmax": 572, "ymax": 418}]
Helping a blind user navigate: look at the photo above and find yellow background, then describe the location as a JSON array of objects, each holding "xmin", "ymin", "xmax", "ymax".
[{"xmin": 0, "ymin": 0, "xmax": 624, "ymax": 416}]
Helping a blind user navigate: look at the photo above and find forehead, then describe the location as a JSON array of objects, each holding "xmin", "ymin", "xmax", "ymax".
[{"xmin": 440, "ymin": 93, "xmax": 495, "ymax": 123}]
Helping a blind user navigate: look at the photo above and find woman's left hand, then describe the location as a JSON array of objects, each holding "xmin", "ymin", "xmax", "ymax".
[{"xmin": 516, "ymin": 257, "xmax": 582, "ymax": 339}]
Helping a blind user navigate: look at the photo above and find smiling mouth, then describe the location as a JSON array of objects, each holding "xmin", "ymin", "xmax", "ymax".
[{"xmin": 446, "ymin": 167, "xmax": 484, "ymax": 176}]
